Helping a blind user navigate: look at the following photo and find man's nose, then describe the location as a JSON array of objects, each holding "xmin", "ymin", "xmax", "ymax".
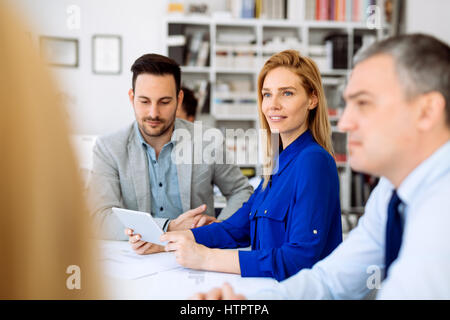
[
  {"xmin": 148, "ymin": 104, "xmax": 159, "ymax": 119},
  {"xmin": 337, "ymin": 105, "xmax": 356, "ymax": 132}
]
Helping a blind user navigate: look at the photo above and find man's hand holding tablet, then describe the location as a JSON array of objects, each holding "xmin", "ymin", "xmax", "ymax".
[{"xmin": 125, "ymin": 228, "xmax": 165, "ymax": 255}]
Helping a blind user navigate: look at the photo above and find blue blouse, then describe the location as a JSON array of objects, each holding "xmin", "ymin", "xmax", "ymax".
[{"xmin": 191, "ymin": 130, "xmax": 342, "ymax": 281}]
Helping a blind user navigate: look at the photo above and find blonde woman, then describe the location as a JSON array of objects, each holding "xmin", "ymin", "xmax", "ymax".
[
  {"xmin": 0, "ymin": 4, "xmax": 102, "ymax": 299},
  {"xmin": 161, "ymin": 50, "xmax": 342, "ymax": 281}
]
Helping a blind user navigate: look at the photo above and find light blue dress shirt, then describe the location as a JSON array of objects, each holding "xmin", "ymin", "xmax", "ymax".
[
  {"xmin": 135, "ymin": 123, "xmax": 184, "ymax": 231},
  {"xmin": 249, "ymin": 140, "xmax": 450, "ymax": 299}
]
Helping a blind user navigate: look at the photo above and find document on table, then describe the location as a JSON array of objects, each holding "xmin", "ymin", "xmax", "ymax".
[
  {"xmin": 148, "ymin": 266, "xmax": 279, "ymax": 299},
  {"xmin": 97, "ymin": 240, "xmax": 180, "ymax": 280}
]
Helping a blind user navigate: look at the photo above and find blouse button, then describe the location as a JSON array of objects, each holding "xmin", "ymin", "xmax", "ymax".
[
  {"xmin": 264, "ymin": 210, "xmax": 267, "ymax": 214},
  {"xmin": 313, "ymin": 229, "xmax": 318, "ymax": 234}
]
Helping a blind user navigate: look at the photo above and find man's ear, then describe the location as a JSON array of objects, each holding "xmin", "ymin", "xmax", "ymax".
[
  {"xmin": 128, "ymin": 88, "xmax": 134, "ymax": 105},
  {"xmin": 416, "ymin": 91, "xmax": 446, "ymax": 131},
  {"xmin": 177, "ymin": 89, "xmax": 184, "ymax": 108}
]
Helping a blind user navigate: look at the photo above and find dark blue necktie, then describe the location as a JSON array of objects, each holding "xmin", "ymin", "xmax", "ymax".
[{"xmin": 385, "ymin": 190, "xmax": 403, "ymax": 278}]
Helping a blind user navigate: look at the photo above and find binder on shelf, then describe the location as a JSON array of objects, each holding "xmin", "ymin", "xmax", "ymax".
[
  {"xmin": 241, "ymin": 0, "xmax": 255, "ymax": 18},
  {"xmin": 196, "ymin": 41, "xmax": 209, "ymax": 67},
  {"xmin": 185, "ymin": 31, "xmax": 206, "ymax": 66},
  {"xmin": 196, "ymin": 80, "xmax": 209, "ymax": 113},
  {"xmin": 324, "ymin": 33, "xmax": 348, "ymax": 69}
]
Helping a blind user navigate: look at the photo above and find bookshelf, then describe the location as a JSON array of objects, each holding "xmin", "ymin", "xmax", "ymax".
[{"xmin": 163, "ymin": 0, "xmax": 394, "ymax": 222}]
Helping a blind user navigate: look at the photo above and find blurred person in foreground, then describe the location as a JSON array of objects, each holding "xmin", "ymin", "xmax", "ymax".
[
  {"xmin": 193, "ymin": 33, "xmax": 450, "ymax": 300},
  {"xmin": 0, "ymin": 3, "xmax": 103, "ymax": 299}
]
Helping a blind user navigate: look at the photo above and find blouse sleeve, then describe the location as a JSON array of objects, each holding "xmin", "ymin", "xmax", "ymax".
[
  {"xmin": 239, "ymin": 150, "xmax": 342, "ymax": 281},
  {"xmin": 191, "ymin": 181, "xmax": 263, "ymax": 249}
]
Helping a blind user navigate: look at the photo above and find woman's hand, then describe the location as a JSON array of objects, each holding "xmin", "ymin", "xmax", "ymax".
[{"xmin": 160, "ymin": 230, "xmax": 211, "ymax": 269}]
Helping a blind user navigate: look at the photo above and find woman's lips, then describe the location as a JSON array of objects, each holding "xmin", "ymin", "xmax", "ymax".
[{"xmin": 268, "ymin": 115, "xmax": 287, "ymax": 122}]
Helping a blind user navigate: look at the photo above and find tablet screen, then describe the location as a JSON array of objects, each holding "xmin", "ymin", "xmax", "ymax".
[{"xmin": 113, "ymin": 207, "xmax": 166, "ymax": 246}]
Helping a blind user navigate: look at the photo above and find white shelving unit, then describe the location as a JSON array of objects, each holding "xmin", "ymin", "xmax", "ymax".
[{"xmin": 162, "ymin": 3, "xmax": 391, "ymax": 214}]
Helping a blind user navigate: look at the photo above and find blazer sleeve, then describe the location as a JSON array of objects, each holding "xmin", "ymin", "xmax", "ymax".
[
  {"xmin": 192, "ymin": 182, "xmax": 262, "ymax": 248},
  {"xmin": 239, "ymin": 151, "xmax": 342, "ymax": 281},
  {"xmin": 87, "ymin": 138, "xmax": 129, "ymax": 240}
]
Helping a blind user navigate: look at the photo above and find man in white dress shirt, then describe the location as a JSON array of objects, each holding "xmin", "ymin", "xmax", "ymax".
[{"xmin": 193, "ymin": 33, "xmax": 450, "ymax": 299}]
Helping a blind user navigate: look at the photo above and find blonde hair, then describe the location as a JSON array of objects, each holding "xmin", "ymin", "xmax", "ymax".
[
  {"xmin": 257, "ymin": 50, "xmax": 334, "ymax": 189},
  {"xmin": 0, "ymin": 4, "xmax": 103, "ymax": 299}
]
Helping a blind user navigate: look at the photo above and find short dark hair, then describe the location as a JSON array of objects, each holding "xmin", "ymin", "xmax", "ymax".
[
  {"xmin": 354, "ymin": 33, "xmax": 450, "ymax": 126},
  {"xmin": 130, "ymin": 53, "xmax": 181, "ymax": 94},
  {"xmin": 181, "ymin": 86, "xmax": 198, "ymax": 118}
]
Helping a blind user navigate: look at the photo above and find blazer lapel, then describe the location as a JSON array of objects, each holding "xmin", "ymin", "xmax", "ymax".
[
  {"xmin": 128, "ymin": 130, "xmax": 151, "ymax": 213},
  {"xmin": 173, "ymin": 119, "xmax": 192, "ymax": 213}
]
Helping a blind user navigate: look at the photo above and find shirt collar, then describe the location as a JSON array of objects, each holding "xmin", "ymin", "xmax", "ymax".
[
  {"xmin": 395, "ymin": 140, "xmax": 450, "ymax": 207},
  {"xmin": 273, "ymin": 129, "xmax": 315, "ymax": 176}
]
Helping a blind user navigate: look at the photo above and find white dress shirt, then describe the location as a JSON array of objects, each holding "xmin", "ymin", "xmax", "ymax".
[{"xmin": 249, "ymin": 141, "xmax": 450, "ymax": 299}]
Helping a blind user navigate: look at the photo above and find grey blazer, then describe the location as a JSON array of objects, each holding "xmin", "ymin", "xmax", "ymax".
[{"xmin": 87, "ymin": 119, "xmax": 253, "ymax": 240}]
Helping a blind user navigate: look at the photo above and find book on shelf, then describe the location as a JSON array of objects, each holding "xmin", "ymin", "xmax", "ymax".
[
  {"xmin": 229, "ymin": 0, "xmax": 288, "ymax": 19},
  {"xmin": 305, "ymin": 0, "xmax": 378, "ymax": 22},
  {"xmin": 287, "ymin": 0, "xmax": 304, "ymax": 20}
]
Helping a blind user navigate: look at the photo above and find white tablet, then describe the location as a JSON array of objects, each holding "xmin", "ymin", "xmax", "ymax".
[{"xmin": 112, "ymin": 207, "xmax": 167, "ymax": 246}]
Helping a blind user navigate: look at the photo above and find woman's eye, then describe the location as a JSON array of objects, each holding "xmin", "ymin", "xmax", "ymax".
[
  {"xmin": 262, "ymin": 93, "xmax": 271, "ymax": 98},
  {"xmin": 140, "ymin": 100, "xmax": 148, "ymax": 104},
  {"xmin": 283, "ymin": 91, "xmax": 293, "ymax": 96},
  {"xmin": 161, "ymin": 101, "xmax": 170, "ymax": 105}
]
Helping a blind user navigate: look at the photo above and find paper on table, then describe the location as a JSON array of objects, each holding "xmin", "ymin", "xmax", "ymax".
[
  {"xmin": 148, "ymin": 267, "xmax": 278, "ymax": 299},
  {"xmin": 97, "ymin": 240, "xmax": 180, "ymax": 280}
]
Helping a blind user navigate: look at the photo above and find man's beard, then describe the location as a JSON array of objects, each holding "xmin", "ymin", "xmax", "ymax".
[{"xmin": 139, "ymin": 114, "xmax": 176, "ymax": 138}]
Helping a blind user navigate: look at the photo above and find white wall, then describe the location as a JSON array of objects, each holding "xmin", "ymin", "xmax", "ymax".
[
  {"xmin": 9, "ymin": 0, "xmax": 449, "ymax": 135},
  {"xmin": 9, "ymin": 0, "xmax": 166, "ymax": 135},
  {"xmin": 405, "ymin": 0, "xmax": 450, "ymax": 45}
]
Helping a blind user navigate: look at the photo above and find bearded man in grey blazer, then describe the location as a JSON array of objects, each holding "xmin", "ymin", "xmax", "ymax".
[{"xmin": 88, "ymin": 54, "xmax": 253, "ymax": 253}]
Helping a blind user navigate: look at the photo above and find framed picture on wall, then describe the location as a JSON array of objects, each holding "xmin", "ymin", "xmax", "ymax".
[
  {"xmin": 39, "ymin": 36, "xmax": 79, "ymax": 67},
  {"xmin": 92, "ymin": 35, "xmax": 122, "ymax": 75}
]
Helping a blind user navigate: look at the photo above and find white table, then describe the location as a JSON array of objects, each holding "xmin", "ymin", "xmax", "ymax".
[{"xmin": 99, "ymin": 240, "xmax": 278, "ymax": 300}]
